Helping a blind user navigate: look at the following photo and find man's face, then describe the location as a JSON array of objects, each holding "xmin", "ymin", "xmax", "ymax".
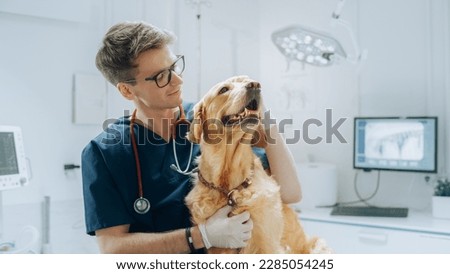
[{"xmin": 121, "ymin": 45, "xmax": 184, "ymax": 112}]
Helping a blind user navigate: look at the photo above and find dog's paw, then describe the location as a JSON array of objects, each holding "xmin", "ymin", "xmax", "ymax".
[
  {"xmin": 233, "ymin": 189, "xmax": 253, "ymax": 205},
  {"xmin": 230, "ymin": 206, "xmax": 250, "ymax": 216},
  {"xmin": 310, "ymin": 238, "xmax": 333, "ymax": 254}
]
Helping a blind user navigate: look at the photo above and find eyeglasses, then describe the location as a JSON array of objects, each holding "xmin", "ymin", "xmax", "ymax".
[{"xmin": 124, "ymin": 55, "xmax": 185, "ymax": 88}]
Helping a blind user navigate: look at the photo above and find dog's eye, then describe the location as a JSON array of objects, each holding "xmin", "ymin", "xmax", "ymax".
[{"xmin": 218, "ymin": 86, "xmax": 229, "ymax": 94}]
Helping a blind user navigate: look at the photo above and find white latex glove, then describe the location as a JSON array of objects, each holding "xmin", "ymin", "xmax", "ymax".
[{"xmin": 198, "ymin": 205, "xmax": 253, "ymax": 249}]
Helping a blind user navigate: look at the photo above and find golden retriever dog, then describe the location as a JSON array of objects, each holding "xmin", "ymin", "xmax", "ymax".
[{"xmin": 185, "ymin": 75, "xmax": 321, "ymax": 254}]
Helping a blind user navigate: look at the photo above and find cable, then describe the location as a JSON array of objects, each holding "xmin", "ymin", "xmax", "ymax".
[
  {"xmin": 354, "ymin": 170, "xmax": 380, "ymax": 206},
  {"xmin": 332, "ymin": 0, "xmax": 346, "ymax": 19},
  {"xmin": 329, "ymin": 0, "xmax": 368, "ymax": 67},
  {"xmin": 318, "ymin": 170, "xmax": 380, "ymax": 208},
  {"xmin": 185, "ymin": 0, "xmax": 211, "ymax": 100}
]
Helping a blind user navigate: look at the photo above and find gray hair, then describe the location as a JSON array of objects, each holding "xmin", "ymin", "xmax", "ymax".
[{"xmin": 95, "ymin": 22, "xmax": 175, "ymax": 86}]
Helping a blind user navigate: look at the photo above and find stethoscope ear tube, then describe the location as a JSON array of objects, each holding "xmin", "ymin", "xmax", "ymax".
[
  {"xmin": 170, "ymin": 163, "xmax": 198, "ymax": 176},
  {"xmin": 170, "ymin": 104, "xmax": 196, "ymax": 176}
]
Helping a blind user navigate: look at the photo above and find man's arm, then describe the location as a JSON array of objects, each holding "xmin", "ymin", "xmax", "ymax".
[
  {"xmin": 96, "ymin": 224, "xmax": 204, "ymax": 254},
  {"xmin": 95, "ymin": 205, "xmax": 253, "ymax": 254}
]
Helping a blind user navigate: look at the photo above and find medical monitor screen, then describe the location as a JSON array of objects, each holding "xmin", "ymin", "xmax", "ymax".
[
  {"xmin": 0, "ymin": 132, "xmax": 19, "ymax": 176},
  {"xmin": 354, "ymin": 117, "xmax": 437, "ymax": 173}
]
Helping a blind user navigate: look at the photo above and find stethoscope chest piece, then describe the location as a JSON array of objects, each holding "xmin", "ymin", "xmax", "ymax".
[{"xmin": 134, "ymin": 197, "xmax": 150, "ymax": 214}]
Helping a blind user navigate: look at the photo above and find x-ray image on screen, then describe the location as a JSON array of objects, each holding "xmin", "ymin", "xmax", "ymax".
[
  {"xmin": 365, "ymin": 122, "xmax": 424, "ymax": 161},
  {"xmin": 354, "ymin": 117, "xmax": 437, "ymax": 173}
]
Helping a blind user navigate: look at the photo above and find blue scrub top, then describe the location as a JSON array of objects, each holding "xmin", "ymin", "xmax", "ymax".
[{"xmin": 82, "ymin": 102, "xmax": 269, "ymax": 236}]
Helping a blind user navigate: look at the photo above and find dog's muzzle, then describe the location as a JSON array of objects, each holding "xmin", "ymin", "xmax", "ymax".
[{"xmin": 222, "ymin": 83, "xmax": 261, "ymax": 126}]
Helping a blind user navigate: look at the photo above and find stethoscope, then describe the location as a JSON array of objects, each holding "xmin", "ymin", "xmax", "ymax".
[{"xmin": 130, "ymin": 105, "xmax": 197, "ymax": 214}]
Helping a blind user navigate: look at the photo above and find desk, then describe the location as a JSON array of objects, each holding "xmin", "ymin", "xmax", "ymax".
[{"xmin": 298, "ymin": 208, "xmax": 450, "ymax": 253}]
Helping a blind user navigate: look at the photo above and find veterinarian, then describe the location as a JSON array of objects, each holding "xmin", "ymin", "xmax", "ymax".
[{"xmin": 81, "ymin": 21, "xmax": 302, "ymax": 253}]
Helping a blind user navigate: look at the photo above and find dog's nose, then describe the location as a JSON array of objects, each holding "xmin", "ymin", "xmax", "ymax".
[{"xmin": 246, "ymin": 81, "xmax": 261, "ymax": 90}]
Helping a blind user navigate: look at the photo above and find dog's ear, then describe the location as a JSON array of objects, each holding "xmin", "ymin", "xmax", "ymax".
[
  {"xmin": 187, "ymin": 101, "xmax": 204, "ymax": 144},
  {"xmin": 251, "ymin": 123, "xmax": 267, "ymax": 148}
]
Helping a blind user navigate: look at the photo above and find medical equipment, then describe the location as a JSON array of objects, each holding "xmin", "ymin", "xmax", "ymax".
[
  {"xmin": 0, "ymin": 125, "xmax": 33, "ymax": 252},
  {"xmin": 271, "ymin": 0, "xmax": 366, "ymax": 67},
  {"xmin": 0, "ymin": 126, "xmax": 30, "ymax": 240},
  {"xmin": 129, "ymin": 105, "xmax": 196, "ymax": 214},
  {"xmin": 0, "ymin": 126, "xmax": 29, "ymax": 191},
  {"xmin": 272, "ymin": 25, "xmax": 346, "ymax": 67},
  {"xmin": 0, "ymin": 225, "xmax": 40, "ymax": 254},
  {"xmin": 353, "ymin": 117, "xmax": 438, "ymax": 173}
]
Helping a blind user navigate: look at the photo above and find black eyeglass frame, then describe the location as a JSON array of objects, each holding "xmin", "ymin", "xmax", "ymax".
[{"xmin": 123, "ymin": 55, "xmax": 185, "ymax": 88}]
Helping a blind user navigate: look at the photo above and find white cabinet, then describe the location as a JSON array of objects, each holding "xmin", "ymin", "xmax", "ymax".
[{"xmin": 298, "ymin": 209, "xmax": 450, "ymax": 253}]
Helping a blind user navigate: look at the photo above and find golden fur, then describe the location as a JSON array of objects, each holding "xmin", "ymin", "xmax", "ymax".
[{"xmin": 185, "ymin": 75, "xmax": 318, "ymax": 254}]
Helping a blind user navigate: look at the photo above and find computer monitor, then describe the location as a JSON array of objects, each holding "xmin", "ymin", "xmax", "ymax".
[
  {"xmin": 0, "ymin": 126, "xmax": 29, "ymax": 190},
  {"xmin": 353, "ymin": 117, "xmax": 437, "ymax": 173}
]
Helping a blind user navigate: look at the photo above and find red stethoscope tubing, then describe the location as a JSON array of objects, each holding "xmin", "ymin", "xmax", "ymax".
[
  {"xmin": 130, "ymin": 109, "xmax": 144, "ymax": 199},
  {"xmin": 129, "ymin": 105, "xmax": 191, "ymax": 214}
]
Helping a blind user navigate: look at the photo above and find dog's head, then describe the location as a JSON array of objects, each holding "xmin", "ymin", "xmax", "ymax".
[{"xmin": 187, "ymin": 75, "xmax": 266, "ymax": 147}]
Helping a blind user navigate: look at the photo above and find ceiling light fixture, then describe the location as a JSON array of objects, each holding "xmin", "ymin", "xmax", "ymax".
[{"xmin": 272, "ymin": 0, "xmax": 366, "ymax": 68}]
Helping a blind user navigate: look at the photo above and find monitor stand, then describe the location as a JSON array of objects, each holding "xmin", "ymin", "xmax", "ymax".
[{"xmin": 0, "ymin": 192, "xmax": 10, "ymax": 251}]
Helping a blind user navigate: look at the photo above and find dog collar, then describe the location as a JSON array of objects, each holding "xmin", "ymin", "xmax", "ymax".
[{"xmin": 197, "ymin": 164, "xmax": 254, "ymax": 207}]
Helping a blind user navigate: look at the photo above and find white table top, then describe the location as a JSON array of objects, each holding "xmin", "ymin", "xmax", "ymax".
[{"xmin": 297, "ymin": 207, "xmax": 450, "ymax": 236}]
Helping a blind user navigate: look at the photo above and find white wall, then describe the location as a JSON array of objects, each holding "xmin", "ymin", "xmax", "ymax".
[
  {"xmin": 177, "ymin": 0, "xmax": 261, "ymax": 102},
  {"xmin": 0, "ymin": 0, "xmax": 170, "ymax": 206},
  {"xmin": 358, "ymin": 0, "xmax": 449, "ymax": 150},
  {"xmin": 259, "ymin": 0, "xmax": 450, "ymax": 209},
  {"xmin": 259, "ymin": 0, "xmax": 360, "ymax": 202},
  {"xmin": 0, "ymin": 2, "xmax": 101, "ymax": 205},
  {"xmin": 353, "ymin": 0, "xmax": 449, "ymax": 209}
]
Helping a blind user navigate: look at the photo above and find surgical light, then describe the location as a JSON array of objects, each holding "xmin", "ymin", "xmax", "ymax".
[
  {"xmin": 272, "ymin": 25, "xmax": 346, "ymax": 67},
  {"xmin": 271, "ymin": 0, "xmax": 366, "ymax": 68}
]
